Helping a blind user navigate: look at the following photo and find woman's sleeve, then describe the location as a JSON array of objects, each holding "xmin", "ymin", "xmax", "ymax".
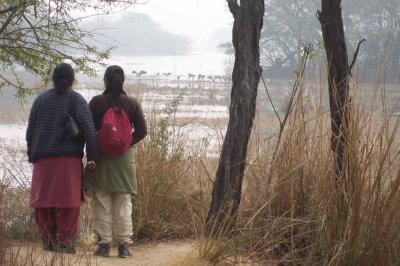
[
  {"xmin": 26, "ymin": 97, "xmax": 40, "ymax": 163},
  {"xmin": 73, "ymin": 93, "xmax": 99, "ymax": 162},
  {"xmin": 88, "ymin": 97, "xmax": 101, "ymax": 131},
  {"xmin": 131, "ymin": 99, "xmax": 147, "ymax": 145}
]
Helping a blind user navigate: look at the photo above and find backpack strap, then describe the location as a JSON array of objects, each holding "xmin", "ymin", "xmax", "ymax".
[
  {"xmin": 102, "ymin": 94, "xmax": 132, "ymax": 125},
  {"xmin": 68, "ymin": 91, "xmax": 75, "ymax": 117},
  {"xmin": 104, "ymin": 94, "xmax": 115, "ymax": 110}
]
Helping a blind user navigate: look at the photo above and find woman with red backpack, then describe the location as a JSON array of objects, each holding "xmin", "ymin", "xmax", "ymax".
[{"xmin": 84, "ymin": 65, "xmax": 147, "ymax": 258}]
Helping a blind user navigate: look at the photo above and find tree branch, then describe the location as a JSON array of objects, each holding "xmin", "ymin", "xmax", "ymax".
[
  {"xmin": 0, "ymin": 72, "xmax": 29, "ymax": 91},
  {"xmin": 22, "ymin": 14, "xmax": 41, "ymax": 43},
  {"xmin": 261, "ymin": 75, "xmax": 282, "ymax": 125},
  {"xmin": 349, "ymin": 38, "xmax": 366, "ymax": 75},
  {"xmin": 274, "ymin": 43, "xmax": 313, "ymax": 153},
  {"xmin": 316, "ymin": 10, "xmax": 321, "ymax": 21},
  {"xmin": 227, "ymin": 0, "xmax": 239, "ymax": 18},
  {"xmin": 0, "ymin": 7, "xmax": 20, "ymax": 36},
  {"xmin": 0, "ymin": 2, "xmax": 26, "ymax": 16}
]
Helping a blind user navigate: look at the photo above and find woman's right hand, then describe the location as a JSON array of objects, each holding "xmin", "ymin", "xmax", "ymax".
[{"xmin": 87, "ymin": 161, "xmax": 96, "ymax": 169}]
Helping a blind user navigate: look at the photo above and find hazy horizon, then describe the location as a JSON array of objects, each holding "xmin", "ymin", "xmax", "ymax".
[{"xmin": 78, "ymin": 0, "xmax": 233, "ymax": 55}]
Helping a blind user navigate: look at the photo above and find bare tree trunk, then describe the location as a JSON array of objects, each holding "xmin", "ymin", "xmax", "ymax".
[
  {"xmin": 317, "ymin": 0, "xmax": 351, "ymax": 247},
  {"xmin": 317, "ymin": 0, "xmax": 350, "ymax": 182},
  {"xmin": 205, "ymin": 0, "xmax": 264, "ymax": 236}
]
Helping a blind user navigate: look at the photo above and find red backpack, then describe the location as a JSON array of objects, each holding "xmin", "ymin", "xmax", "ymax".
[{"xmin": 98, "ymin": 107, "xmax": 132, "ymax": 156}]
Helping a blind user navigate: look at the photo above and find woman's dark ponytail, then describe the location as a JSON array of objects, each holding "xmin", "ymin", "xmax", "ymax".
[
  {"xmin": 111, "ymin": 72, "xmax": 123, "ymax": 97},
  {"xmin": 52, "ymin": 63, "xmax": 75, "ymax": 93},
  {"xmin": 104, "ymin": 65, "xmax": 125, "ymax": 97}
]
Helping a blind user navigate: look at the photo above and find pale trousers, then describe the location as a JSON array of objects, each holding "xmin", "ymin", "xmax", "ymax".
[{"xmin": 92, "ymin": 190, "xmax": 133, "ymax": 245}]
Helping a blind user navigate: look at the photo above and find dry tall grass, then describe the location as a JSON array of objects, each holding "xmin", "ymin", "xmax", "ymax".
[
  {"xmin": 198, "ymin": 74, "xmax": 400, "ymax": 265},
  {"xmin": 133, "ymin": 95, "xmax": 214, "ymax": 240},
  {"xmin": 1, "ymin": 73, "xmax": 400, "ymax": 265}
]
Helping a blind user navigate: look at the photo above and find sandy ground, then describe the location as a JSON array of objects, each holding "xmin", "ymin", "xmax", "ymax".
[{"xmin": 7, "ymin": 239, "xmax": 199, "ymax": 266}]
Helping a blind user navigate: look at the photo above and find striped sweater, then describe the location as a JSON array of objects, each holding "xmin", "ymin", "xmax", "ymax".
[{"xmin": 26, "ymin": 88, "xmax": 99, "ymax": 163}]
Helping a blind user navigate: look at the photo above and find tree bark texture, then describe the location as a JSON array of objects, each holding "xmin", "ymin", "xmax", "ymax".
[
  {"xmin": 317, "ymin": 0, "xmax": 350, "ymax": 181},
  {"xmin": 205, "ymin": 0, "xmax": 264, "ymax": 235}
]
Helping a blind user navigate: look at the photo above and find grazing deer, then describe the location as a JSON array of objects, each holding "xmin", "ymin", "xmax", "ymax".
[
  {"xmin": 214, "ymin": 75, "xmax": 222, "ymax": 82},
  {"xmin": 223, "ymin": 75, "xmax": 232, "ymax": 82},
  {"xmin": 132, "ymin": 70, "xmax": 147, "ymax": 77},
  {"xmin": 206, "ymin": 75, "xmax": 215, "ymax": 82}
]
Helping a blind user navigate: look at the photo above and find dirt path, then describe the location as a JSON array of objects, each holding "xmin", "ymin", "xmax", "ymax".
[{"xmin": 8, "ymin": 239, "xmax": 199, "ymax": 265}]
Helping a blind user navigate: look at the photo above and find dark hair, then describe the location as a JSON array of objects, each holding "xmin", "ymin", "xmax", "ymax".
[
  {"xmin": 104, "ymin": 65, "xmax": 125, "ymax": 97},
  {"xmin": 52, "ymin": 63, "xmax": 75, "ymax": 93}
]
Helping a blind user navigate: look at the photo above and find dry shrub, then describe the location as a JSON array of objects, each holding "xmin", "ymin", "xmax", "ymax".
[
  {"xmin": 132, "ymin": 95, "xmax": 213, "ymax": 240},
  {"xmin": 0, "ymin": 142, "xmax": 37, "ymax": 264},
  {"xmin": 76, "ymin": 198, "xmax": 96, "ymax": 251},
  {"xmin": 0, "ymin": 143, "xmax": 36, "ymax": 242},
  {"xmin": 0, "ymin": 182, "xmax": 7, "ymax": 265},
  {"xmin": 1, "ymin": 187, "xmax": 36, "ymax": 241}
]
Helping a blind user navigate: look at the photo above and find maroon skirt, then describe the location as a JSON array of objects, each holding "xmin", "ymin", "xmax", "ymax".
[{"xmin": 30, "ymin": 156, "xmax": 83, "ymax": 208}]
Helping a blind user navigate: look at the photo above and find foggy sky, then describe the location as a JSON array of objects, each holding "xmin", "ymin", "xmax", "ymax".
[{"xmin": 80, "ymin": 0, "xmax": 233, "ymax": 54}]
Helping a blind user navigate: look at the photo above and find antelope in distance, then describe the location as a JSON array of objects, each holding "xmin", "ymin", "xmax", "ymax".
[
  {"xmin": 132, "ymin": 70, "xmax": 147, "ymax": 77},
  {"xmin": 188, "ymin": 73, "xmax": 196, "ymax": 80},
  {"xmin": 198, "ymin": 74, "xmax": 205, "ymax": 81}
]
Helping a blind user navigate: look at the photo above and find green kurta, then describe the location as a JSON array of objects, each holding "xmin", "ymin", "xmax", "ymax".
[{"xmin": 83, "ymin": 148, "xmax": 137, "ymax": 194}]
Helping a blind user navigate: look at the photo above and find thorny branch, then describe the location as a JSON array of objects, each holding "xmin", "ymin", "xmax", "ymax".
[{"xmin": 349, "ymin": 38, "xmax": 366, "ymax": 75}]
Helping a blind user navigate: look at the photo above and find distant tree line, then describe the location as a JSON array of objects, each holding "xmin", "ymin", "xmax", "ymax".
[
  {"xmin": 219, "ymin": 0, "xmax": 400, "ymax": 79},
  {"xmin": 82, "ymin": 12, "xmax": 191, "ymax": 56}
]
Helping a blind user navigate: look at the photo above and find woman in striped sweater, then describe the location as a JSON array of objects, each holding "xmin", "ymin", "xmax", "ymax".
[{"xmin": 26, "ymin": 63, "xmax": 98, "ymax": 253}]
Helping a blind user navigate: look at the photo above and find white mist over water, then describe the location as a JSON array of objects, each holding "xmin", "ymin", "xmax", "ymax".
[{"xmin": 90, "ymin": 52, "xmax": 232, "ymax": 80}]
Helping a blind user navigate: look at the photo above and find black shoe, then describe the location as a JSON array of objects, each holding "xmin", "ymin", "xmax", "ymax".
[
  {"xmin": 56, "ymin": 242, "xmax": 76, "ymax": 254},
  {"xmin": 94, "ymin": 243, "xmax": 110, "ymax": 257},
  {"xmin": 42, "ymin": 239, "xmax": 53, "ymax": 251},
  {"xmin": 118, "ymin": 244, "xmax": 132, "ymax": 258}
]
